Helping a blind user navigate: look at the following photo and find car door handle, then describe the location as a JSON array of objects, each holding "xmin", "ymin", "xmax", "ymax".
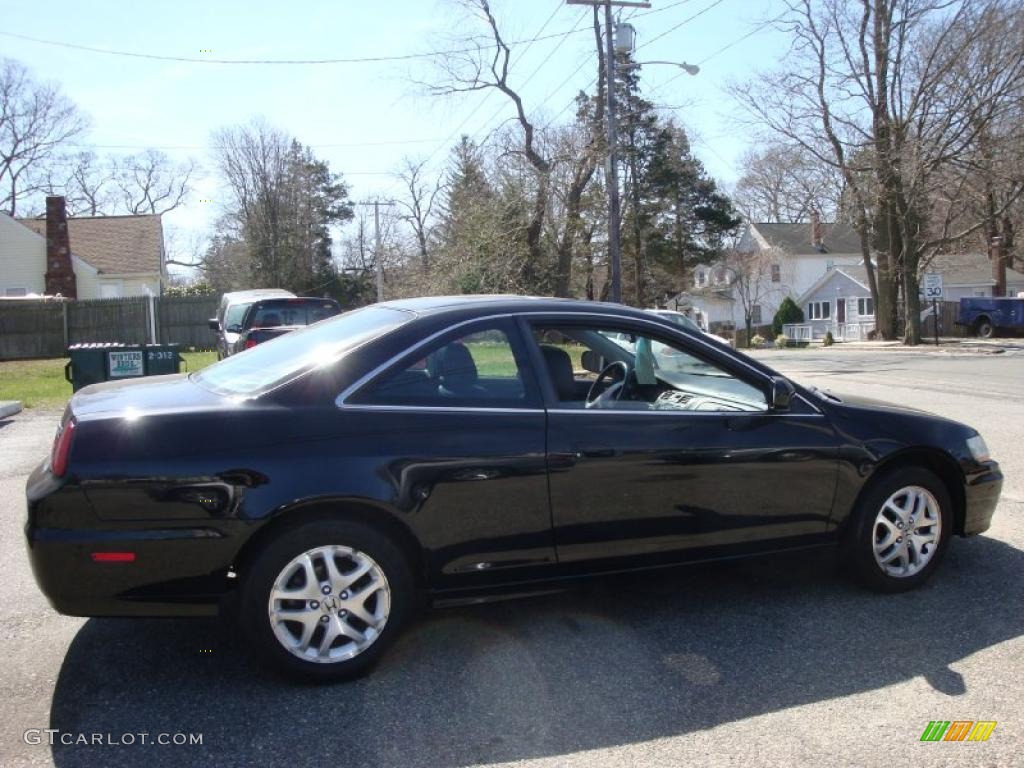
[{"xmin": 577, "ymin": 448, "xmax": 617, "ymax": 459}]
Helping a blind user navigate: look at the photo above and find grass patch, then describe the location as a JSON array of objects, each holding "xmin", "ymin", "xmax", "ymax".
[{"xmin": 0, "ymin": 351, "xmax": 219, "ymax": 410}]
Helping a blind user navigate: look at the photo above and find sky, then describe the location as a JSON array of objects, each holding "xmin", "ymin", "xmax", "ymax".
[{"xmin": 0, "ymin": 0, "xmax": 791, "ymax": 267}]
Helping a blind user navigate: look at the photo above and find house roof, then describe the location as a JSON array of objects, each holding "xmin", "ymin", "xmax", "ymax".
[
  {"xmin": 926, "ymin": 252, "xmax": 1024, "ymax": 287},
  {"xmin": 796, "ymin": 266, "xmax": 871, "ymax": 305},
  {"xmin": 751, "ymin": 221, "xmax": 862, "ymax": 256},
  {"xmin": 18, "ymin": 214, "xmax": 164, "ymax": 275}
]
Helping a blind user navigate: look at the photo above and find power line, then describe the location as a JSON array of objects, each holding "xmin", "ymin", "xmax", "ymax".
[
  {"xmin": 648, "ymin": 11, "xmax": 783, "ymax": 95},
  {"xmin": 696, "ymin": 12, "xmax": 786, "ymax": 65},
  {"xmin": 637, "ymin": 0, "xmax": 725, "ymax": 50},
  {"xmin": 0, "ymin": 20, "xmax": 593, "ymax": 66},
  {"xmin": 58, "ymin": 137, "xmax": 450, "ymax": 152}
]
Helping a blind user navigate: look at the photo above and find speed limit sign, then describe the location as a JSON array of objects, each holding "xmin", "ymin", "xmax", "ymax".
[{"xmin": 923, "ymin": 273, "xmax": 944, "ymax": 299}]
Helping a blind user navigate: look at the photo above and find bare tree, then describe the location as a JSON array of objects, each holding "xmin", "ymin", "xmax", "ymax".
[
  {"xmin": 0, "ymin": 58, "xmax": 88, "ymax": 215},
  {"xmin": 113, "ymin": 149, "xmax": 196, "ymax": 215},
  {"xmin": 733, "ymin": 142, "xmax": 844, "ymax": 223},
  {"xmin": 428, "ymin": 0, "xmax": 553, "ymax": 289},
  {"xmin": 41, "ymin": 151, "xmax": 116, "ymax": 216},
  {"xmin": 721, "ymin": 247, "xmax": 777, "ymax": 347},
  {"xmin": 394, "ymin": 157, "xmax": 440, "ymax": 268}
]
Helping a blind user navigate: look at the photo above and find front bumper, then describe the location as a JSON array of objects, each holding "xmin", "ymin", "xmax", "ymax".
[{"xmin": 962, "ymin": 460, "xmax": 1003, "ymax": 536}]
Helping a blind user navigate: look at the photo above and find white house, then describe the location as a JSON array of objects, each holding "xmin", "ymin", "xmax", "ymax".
[
  {"xmin": 673, "ymin": 215, "xmax": 863, "ymax": 333},
  {"xmin": 0, "ymin": 196, "xmax": 166, "ymax": 299}
]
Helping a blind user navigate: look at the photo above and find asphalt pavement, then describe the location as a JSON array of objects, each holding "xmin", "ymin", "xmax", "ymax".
[{"xmin": 1, "ymin": 347, "xmax": 1021, "ymax": 768}]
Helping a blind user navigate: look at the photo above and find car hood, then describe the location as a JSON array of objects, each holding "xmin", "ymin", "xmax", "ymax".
[
  {"xmin": 69, "ymin": 373, "xmax": 230, "ymax": 421},
  {"xmin": 824, "ymin": 390, "xmax": 934, "ymax": 416},
  {"xmin": 813, "ymin": 387, "xmax": 975, "ymax": 442}
]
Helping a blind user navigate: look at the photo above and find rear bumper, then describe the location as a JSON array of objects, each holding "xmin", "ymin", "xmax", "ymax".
[
  {"xmin": 962, "ymin": 461, "xmax": 1003, "ymax": 536},
  {"xmin": 25, "ymin": 462, "xmax": 232, "ymax": 618}
]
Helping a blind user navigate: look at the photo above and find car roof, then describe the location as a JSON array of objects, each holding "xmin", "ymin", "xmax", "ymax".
[
  {"xmin": 222, "ymin": 289, "xmax": 295, "ymax": 304},
  {"xmin": 378, "ymin": 294, "xmax": 661, "ymax": 321}
]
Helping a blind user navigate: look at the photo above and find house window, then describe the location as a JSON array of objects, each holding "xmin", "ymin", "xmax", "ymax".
[
  {"xmin": 807, "ymin": 301, "xmax": 831, "ymax": 320},
  {"xmin": 696, "ymin": 270, "xmax": 707, "ymax": 288},
  {"xmin": 771, "ymin": 264, "xmax": 781, "ymax": 283},
  {"xmin": 751, "ymin": 305, "xmax": 762, "ymax": 324},
  {"xmin": 857, "ymin": 297, "xmax": 874, "ymax": 316},
  {"xmin": 4, "ymin": 287, "xmax": 27, "ymax": 297}
]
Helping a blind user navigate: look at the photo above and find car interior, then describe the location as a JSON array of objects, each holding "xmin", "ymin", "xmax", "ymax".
[{"xmin": 532, "ymin": 326, "xmax": 768, "ymax": 412}]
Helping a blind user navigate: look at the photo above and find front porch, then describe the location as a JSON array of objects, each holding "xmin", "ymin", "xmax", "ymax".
[{"xmin": 783, "ymin": 320, "xmax": 875, "ymax": 343}]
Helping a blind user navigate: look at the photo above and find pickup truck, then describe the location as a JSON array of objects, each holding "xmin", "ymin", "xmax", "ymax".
[
  {"xmin": 957, "ymin": 296, "xmax": 1024, "ymax": 338},
  {"xmin": 230, "ymin": 297, "xmax": 342, "ymax": 355}
]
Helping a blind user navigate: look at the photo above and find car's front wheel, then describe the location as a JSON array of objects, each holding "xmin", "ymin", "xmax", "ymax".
[
  {"xmin": 239, "ymin": 520, "xmax": 415, "ymax": 681},
  {"xmin": 848, "ymin": 468, "xmax": 952, "ymax": 592}
]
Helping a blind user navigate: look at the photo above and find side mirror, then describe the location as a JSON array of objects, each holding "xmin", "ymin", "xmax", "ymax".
[
  {"xmin": 581, "ymin": 350, "xmax": 602, "ymax": 374},
  {"xmin": 208, "ymin": 318, "xmax": 220, "ymax": 331},
  {"xmin": 770, "ymin": 376, "xmax": 795, "ymax": 411}
]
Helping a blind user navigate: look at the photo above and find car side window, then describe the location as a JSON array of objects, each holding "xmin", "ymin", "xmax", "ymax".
[
  {"xmin": 531, "ymin": 324, "xmax": 767, "ymax": 412},
  {"xmin": 352, "ymin": 325, "xmax": 533, "ymax": 407}
]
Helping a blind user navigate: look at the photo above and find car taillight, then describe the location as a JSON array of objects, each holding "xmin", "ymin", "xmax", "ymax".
[
  {"xmin": 245, "ymin": 337, "xmax": 257, "ymax": 349},
  {"xmin": 50, "ymin": 420, "xmax": 76, "ymax": 477}
]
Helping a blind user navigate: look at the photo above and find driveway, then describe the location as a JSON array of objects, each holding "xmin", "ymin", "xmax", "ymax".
[{"xmin": 1, "ymin": 350, "xmax": 1022, "ymax": 768}]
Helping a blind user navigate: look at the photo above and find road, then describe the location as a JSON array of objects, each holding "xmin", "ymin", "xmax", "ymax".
[{"xmin": 1, "ymin": 348, "xmax": 1021, "ymax": 768}]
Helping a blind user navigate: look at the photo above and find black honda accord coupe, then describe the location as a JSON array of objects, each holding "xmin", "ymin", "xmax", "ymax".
[{"xmin": 26, "ymin": 296, "xmax": 1003, "ymax": 680}]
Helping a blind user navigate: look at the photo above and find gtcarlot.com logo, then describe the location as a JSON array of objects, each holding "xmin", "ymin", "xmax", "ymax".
[
  {"xmin": 920, "ymin": 721, "xmax": 996, "ymax": 742},
  {"xmin": 24, "ymin": 730, "xmax": 203, "ymax": 746}
]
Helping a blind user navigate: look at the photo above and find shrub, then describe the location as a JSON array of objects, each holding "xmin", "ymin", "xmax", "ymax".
[
  {"xmin": 750, "ymin": 333, "xmax": 765, "ymax": 347},
  {"xmin": 772, "ymin": 297, "xmax": 804, "ymax": 337},
  {"xmin": 823, "ymin": 331, "xmax": 835, "ymax": 346},
  {"xmin": 774, "ymin": 333, "xmax": 789, "ymax": 349}
]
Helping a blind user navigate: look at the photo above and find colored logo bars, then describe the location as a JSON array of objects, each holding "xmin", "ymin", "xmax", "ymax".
[{"xmin": 920, "ymin": 721, "xmax": 997, "ymax": 742}]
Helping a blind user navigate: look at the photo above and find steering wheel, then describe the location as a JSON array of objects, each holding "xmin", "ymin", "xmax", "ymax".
[{"xmin": 586, "ymin": 361, "xmax": 632, "ymax": 409}]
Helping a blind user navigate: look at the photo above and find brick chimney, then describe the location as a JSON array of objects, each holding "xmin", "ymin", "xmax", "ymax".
[
  {"xmin": 810, "ymin": 209, "xmax": 824, "ymax": 252},
  {"xmin": 991, "ymin": 235, "xmax": 1006, "ymax": 298},
  {"xmin": 43, "ymin": 196, "xmax": 77, "ymax": 299}
]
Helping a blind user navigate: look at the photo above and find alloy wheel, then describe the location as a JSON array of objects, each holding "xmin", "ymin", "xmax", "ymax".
[
  {"xmin": 267, "ymin": 545, "xmax": 391, "ymax": 663},
  {"xmin": 872, "ymin": 485, "xmax": 942, "ymax": 578}
]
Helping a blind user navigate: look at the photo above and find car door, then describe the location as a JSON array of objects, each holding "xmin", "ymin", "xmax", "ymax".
[
  {"xmin": 524, "ymin": 316, "xmax": 839, "ymax": 571},
  {"xmin": 342, "ymin": 317, "xmax": 555, "ymax": 590}
]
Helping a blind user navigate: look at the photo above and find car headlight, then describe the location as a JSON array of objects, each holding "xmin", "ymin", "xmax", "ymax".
[{"xmin": 966, "ymin": 434, "xmax": 991, "ymax": 463}]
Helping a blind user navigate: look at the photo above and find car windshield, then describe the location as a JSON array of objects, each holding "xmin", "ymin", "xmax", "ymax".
[
  {"xmin": 248, "ymin": 300, "xmax": 341, "ymax": 328},
  {"xmin": 193, "ymin": 306, "xmax": 412, "ymax": 396},
  {"xmin": 223, "ymin": 302, "xmax": 252, "ymax": 330}
]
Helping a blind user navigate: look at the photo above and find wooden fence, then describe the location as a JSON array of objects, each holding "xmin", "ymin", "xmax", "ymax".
[{"xmin": 0, "ymin": 295, "xmax": 220, "ymax": 360}]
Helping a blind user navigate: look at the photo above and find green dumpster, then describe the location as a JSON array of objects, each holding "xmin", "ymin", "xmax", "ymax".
[{"xmin": 65, "ymin": 343, "xmax": 182, "ymax": 392}]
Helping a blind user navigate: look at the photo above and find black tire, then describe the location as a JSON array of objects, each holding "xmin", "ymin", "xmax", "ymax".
[
  {"xmin": 847, "ymin": 467, "xmax": 952, "ymax": 593},
  {"xmin": 239, "ymin": 519, "xmax": 415, "ymax": 682},
  {"xmin": 975, "ymin": 318, "xmax": 995, "ymax": 339}
]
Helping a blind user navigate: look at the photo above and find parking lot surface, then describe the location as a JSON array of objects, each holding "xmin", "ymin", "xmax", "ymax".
[{"xmin": 1, "ymin": 348, "xmax": 1021, "ymax": 768}]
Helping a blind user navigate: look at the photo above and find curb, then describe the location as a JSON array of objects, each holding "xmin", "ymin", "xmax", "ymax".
[{"xmin": 0, "ymin": 401, "xmax": 24, "ymax": 419}]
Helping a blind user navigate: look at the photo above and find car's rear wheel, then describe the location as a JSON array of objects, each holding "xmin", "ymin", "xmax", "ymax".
[
  {"xmin": 848, "ymin": 468, "xmax": 952, "ymax": 592},
  {"xmin": 239, "ymin": 520, "xmax": 414, "ymax": 681},
  {"xmin": 975, "ymin": 318, "xmax": 995, "ymax": 338}
]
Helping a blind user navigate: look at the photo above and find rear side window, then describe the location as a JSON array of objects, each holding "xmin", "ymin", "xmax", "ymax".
[
  {"xmin": 193, "ymin": 306, "xmax": 411, "ymax": 396},
  {"xmin": 351, "ymin": 323, "xmax": 536, "ymax": 408}
]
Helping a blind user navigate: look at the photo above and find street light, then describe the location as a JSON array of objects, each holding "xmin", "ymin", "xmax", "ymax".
[{"xmin": 619, "ymin": 60, "xmax": 701, "ymax": 75}]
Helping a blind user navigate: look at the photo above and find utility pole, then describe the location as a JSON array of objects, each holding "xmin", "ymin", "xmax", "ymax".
[
  {"xmin": 568, "ymin": 0, "xmax": 648, "ymax": 304},
  {"xmin": 356, "ymin": 200, "xmax": 395, "ymax": 302}
]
